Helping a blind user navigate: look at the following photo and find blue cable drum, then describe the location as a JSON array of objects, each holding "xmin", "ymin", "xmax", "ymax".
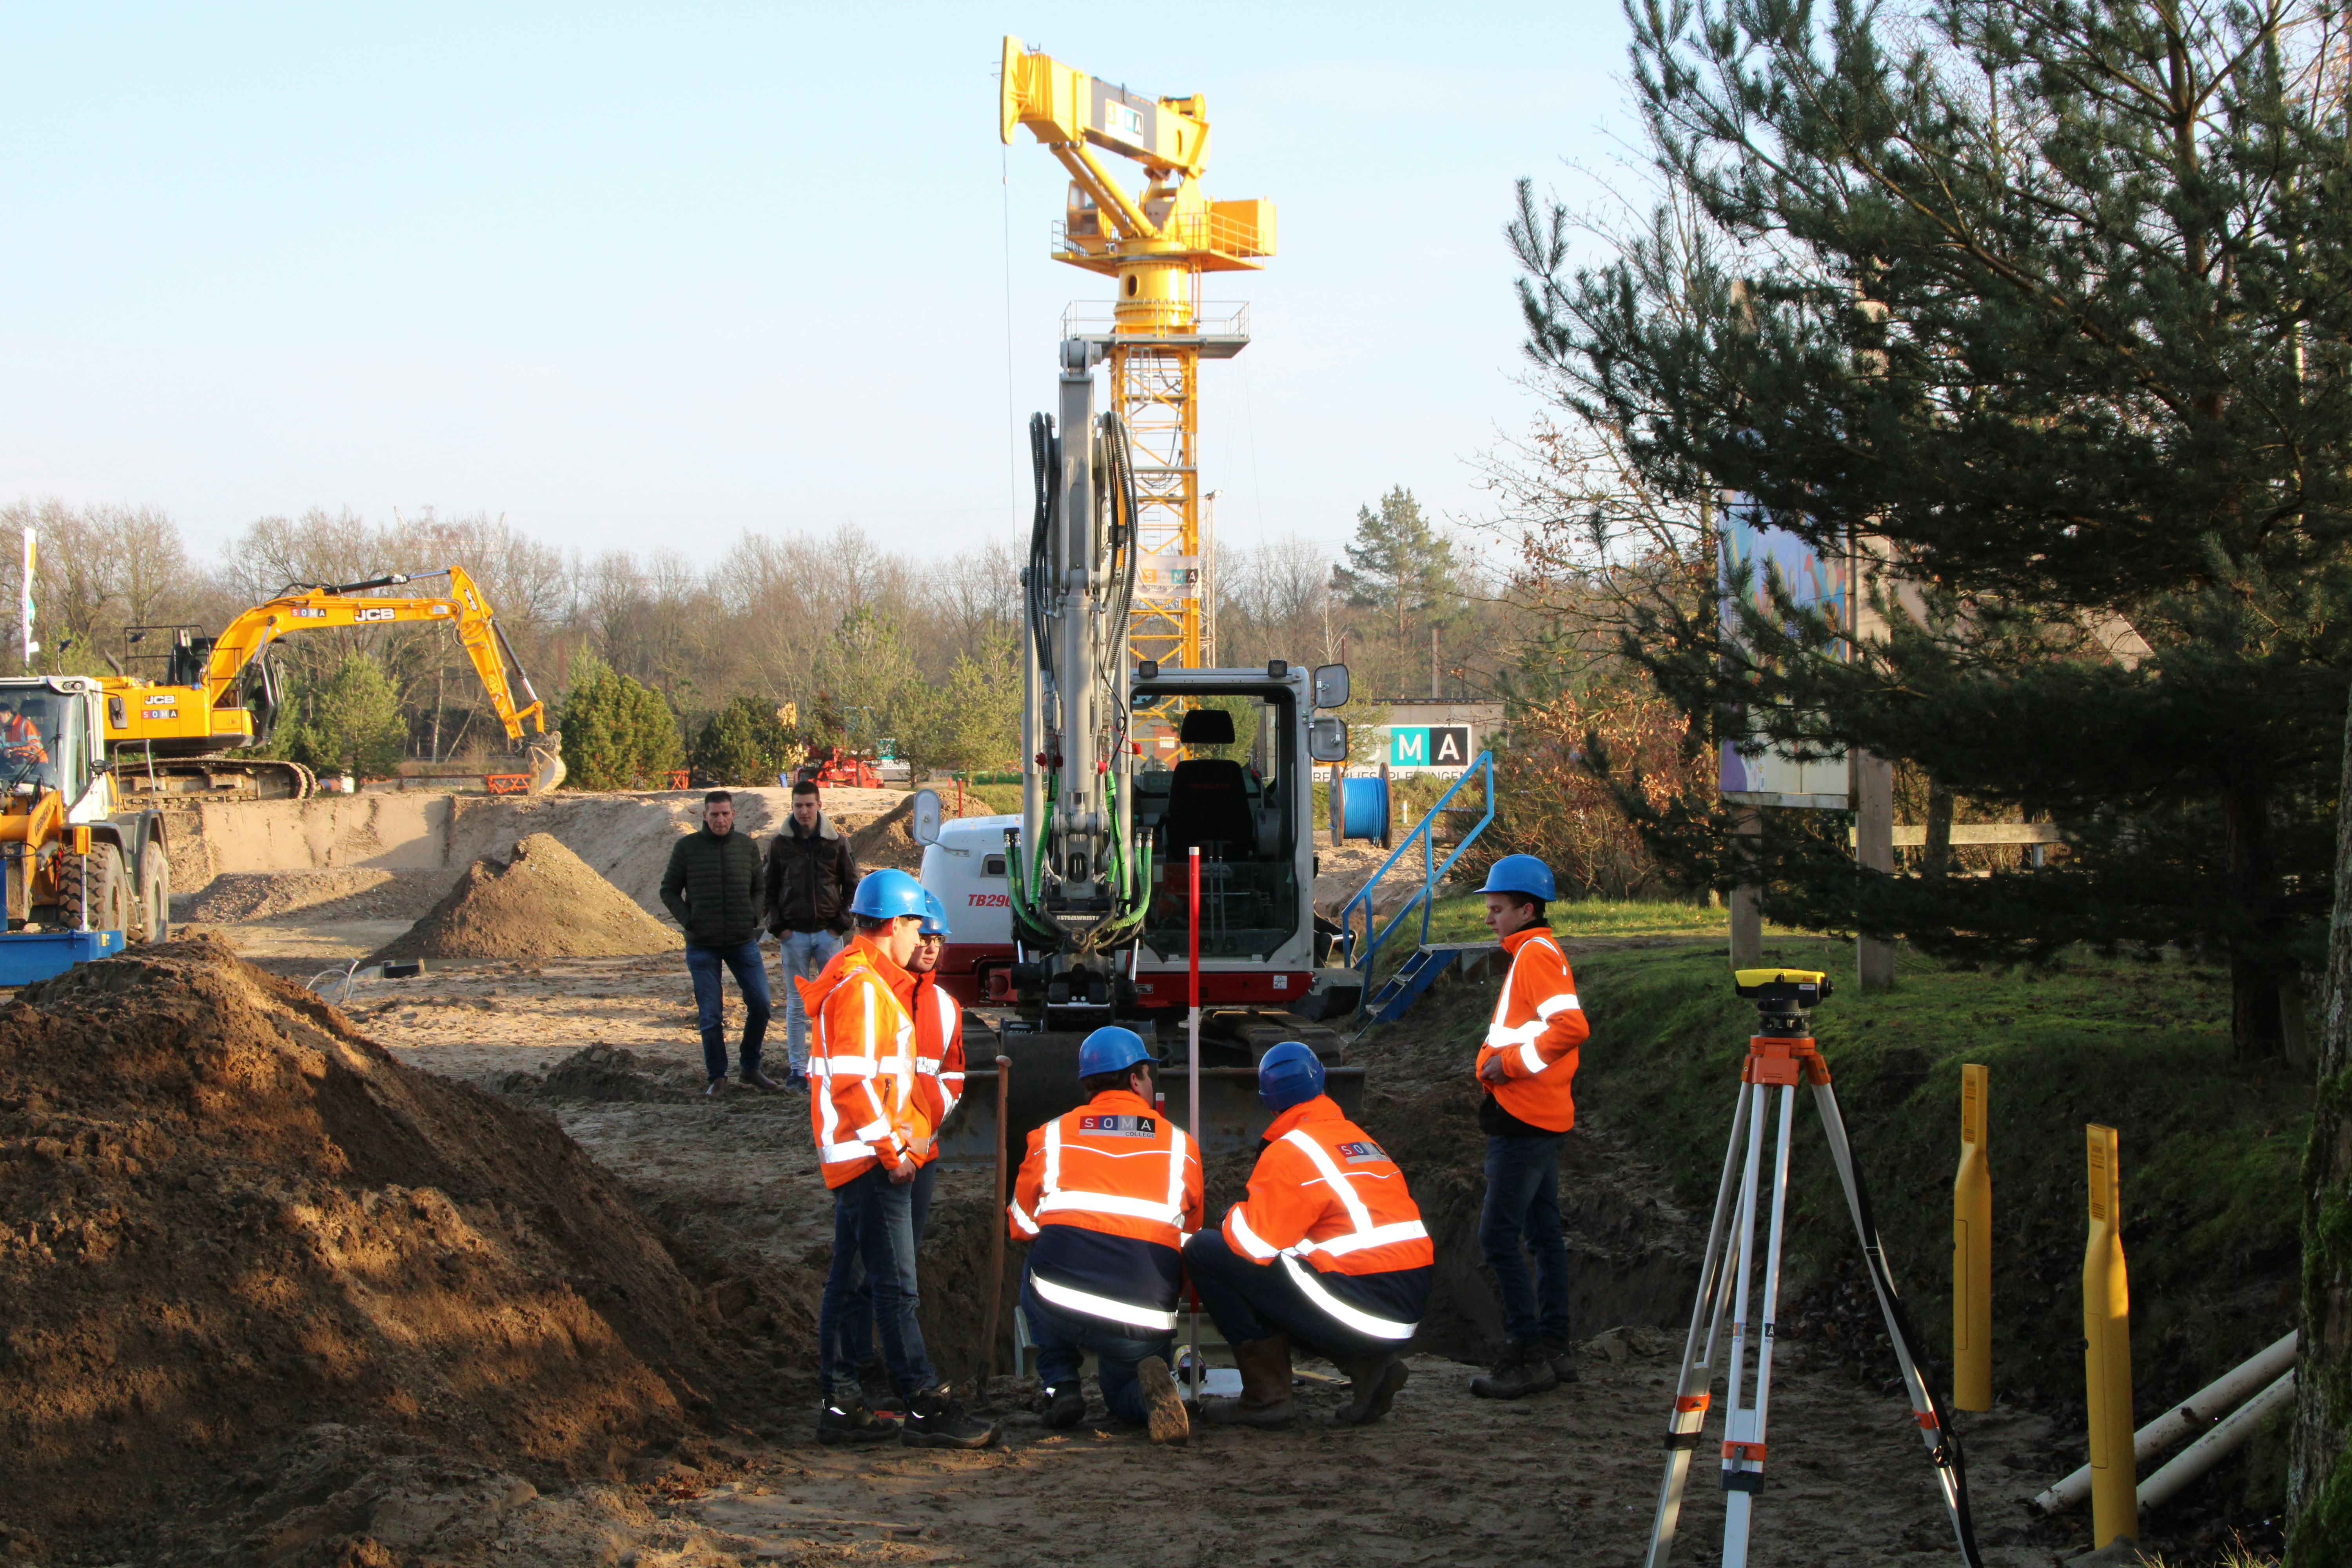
[{"xmin": 1338, "ymin": 776, "xmax": 1389, "ymax": 842}]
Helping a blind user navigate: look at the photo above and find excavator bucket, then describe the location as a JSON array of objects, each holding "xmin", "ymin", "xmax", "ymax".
[{"xmin": 526, "ymin": 743, "xmax": 566, "ymax": 795}]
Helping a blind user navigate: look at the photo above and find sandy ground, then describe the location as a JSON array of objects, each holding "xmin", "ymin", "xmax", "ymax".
[{"xmin": 163, "ymin": 931, "xmax": 2083, "ymax": 1568}]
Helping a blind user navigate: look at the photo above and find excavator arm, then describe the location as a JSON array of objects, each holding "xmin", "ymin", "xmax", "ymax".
[{"xmin": 198, "ymin": 566, "xmax": 548, "ymax": 742}]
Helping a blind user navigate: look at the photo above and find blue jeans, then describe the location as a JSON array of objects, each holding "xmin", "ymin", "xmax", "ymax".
[
  {"xmin": 819, "ymin": 1166, "xmax": 936, "ymax": 1401},
  {"xmin": 777, "ymin": 929, "xmax": 843, "ymax": 1075},
  {"xmin": 838, "ymin": 1162, "xmax": 934, "ymax": 1379},
  {"xmin": 1481, "ymin": 1132, "xmax": 1573, "ymax": 1348},
  {"xmin": 685, "ymin": 939, "xmax": 772, "ymax": 1082},
  {"xmin": 1019, "ymin": 1276, "xmax": 1173, "ymax": 1426}
]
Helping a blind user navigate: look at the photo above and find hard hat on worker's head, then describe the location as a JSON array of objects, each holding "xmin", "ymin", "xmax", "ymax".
[
  {"xmin": 919, "ymin": 890, "xmax": 951, "ymax": 938},
  {"xmin": 1256, "ymin": 1041, "xmax": 1325, "ymax": 1112},
  {"xmin": 849, "ymin": 867, "xmax": 929, "ymax": 921},
  {"xmin": 1078, "ymin": 1025, "xmax": 1158, "ymax": 1080},
  {"xmin": 1480, "ymin": 853, "xmax": 1557, "ymax": 904}
]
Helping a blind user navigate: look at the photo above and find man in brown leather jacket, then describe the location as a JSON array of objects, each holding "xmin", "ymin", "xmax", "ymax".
[{"xmin": 766, "ymin": 780, "xmax": 858, "ymax": 1085}]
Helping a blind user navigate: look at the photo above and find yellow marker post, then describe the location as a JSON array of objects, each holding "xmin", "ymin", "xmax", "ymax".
[
  {"xmin": 1952, "ymin": 1063, "xmax": 1991, "ymax": 1410},
  {"xmin": 2082, "ymin": 1123, "xmax": 2136, "ymax": 1548}
]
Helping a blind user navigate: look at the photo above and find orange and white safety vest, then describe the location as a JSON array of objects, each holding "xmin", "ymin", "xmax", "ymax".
[
  {"xmin": 1009, "ymin": 1088, "xmax": 1205, "ymax": 1332},
  {"xmin": 798, "ymin": 936, "xmax": 928, "ymax": 1188},
  {"xmin": 1474, "ymin": 925, "xmax": 1589, "ymax": 1132},
  {"xmin": 1222, "ymin": 1094, "xmax": 1433, "ymax": 1341},
  {"xmin": 907, "ymin": 973, "xmax": 964, "ymax": 1168}
]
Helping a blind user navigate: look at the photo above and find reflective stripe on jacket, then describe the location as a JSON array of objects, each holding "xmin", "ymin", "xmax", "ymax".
[
  {"xmin": 908, "ymin": 975, "xmax": 964, "ymax": 1168},
  {"xmin": 798, "ymin": 936, "xmax": 927, "ymax": 1189},
  {"xmin": 1221, "ymin": 1095, "xmax": 1433, "ymax": 1341},
  {"xmin": 1010, "ymin": 1088, "xmax": 1205, "ymax": 1333},
  {"xmin": 1474, "ymin": 925, "xmax": 1588, "ymax": 1133}
]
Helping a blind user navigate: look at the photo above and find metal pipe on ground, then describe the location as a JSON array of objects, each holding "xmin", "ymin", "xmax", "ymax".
[{"xmin": 2033, "ymin": 1330, "xmax": 2298, "ymax": 1513}]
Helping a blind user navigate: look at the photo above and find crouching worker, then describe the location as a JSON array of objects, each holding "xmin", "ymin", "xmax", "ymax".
[
  {"xmin": 1182, "ymin": 1042, "xmax": 1433, "ymax": 1428},
  {"xmin": 1009, "ymin": 1026, "xmax": 1202, "ymax": 1445},
  {"xmin": 804, "ymin": 868, "xmax": 998, "ymax": 1450}
]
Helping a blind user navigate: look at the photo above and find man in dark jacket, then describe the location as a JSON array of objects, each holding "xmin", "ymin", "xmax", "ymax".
[
  {"xmin": 766, "ymin": 780, "xmax": 858, "ymax": 1082},
  {"xmin": 661, "ymin": 791, "xmax": 775, "ymax": 1096}
]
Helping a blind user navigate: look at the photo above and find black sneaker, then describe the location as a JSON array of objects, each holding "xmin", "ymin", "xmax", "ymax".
[
  {"xmin": 1541, "ymin": 1340, "xmax": 1579, "ymax": 1385},
  {"xmin": 1470, "ymin": 1349, "xmax": 1559, "ymax": 1400},
  {"xmin": 1042, "ymin": 1383, "xmax": 1085, "ymax": 1430},
  {"xmin": 902, "ymin": 1388, "xmax": 1001, "ymax": 1449},
  {"xmin": 816, "ymin": 1399, "xmax": 901, "ymax": 1444}
]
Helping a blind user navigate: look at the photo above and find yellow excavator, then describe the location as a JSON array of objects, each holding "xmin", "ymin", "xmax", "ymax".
[{"xmin": 100, "ymin": 564, "xmax": 563, "ymax": 803}]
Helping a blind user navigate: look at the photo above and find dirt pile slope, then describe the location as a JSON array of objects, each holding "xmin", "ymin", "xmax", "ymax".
[
  {"xmin": 0, "ymin": 935, "xmax": 789, "ymax": 1564},
  {"xmin": 371, "ymin": 833, "xmax": 682, "ymax": 961}
]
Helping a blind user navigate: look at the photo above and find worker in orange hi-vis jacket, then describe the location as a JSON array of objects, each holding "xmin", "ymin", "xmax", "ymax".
[
  {"xmin": 837, "ymin": 891, "xmax": 964, "ymax": 1408},
  {"xmin": 1009, "ymin": 1026, "xmax": 1203, "ymax": 1446},
  {"xmin": 1466, "ymin": 853, "xmax": 1590, "ymax": 1402},
  {"xmin": 799, "ymin": 869, "xmax": 997, "ymax": 1452},
  {"xmin": 1182, "ymin": 1041, "xmax": 1434, "ymax": 1430}
]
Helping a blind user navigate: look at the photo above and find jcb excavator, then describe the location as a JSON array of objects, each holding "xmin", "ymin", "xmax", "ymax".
[{"xmin": 100, "ymin": 565, "xmax": 562, "ymax": 803}]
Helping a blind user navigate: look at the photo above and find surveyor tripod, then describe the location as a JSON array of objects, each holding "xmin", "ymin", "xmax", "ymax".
[{"xmin": 1643, "ymin": 969, "xmax": 1981, "ymax": 1568}]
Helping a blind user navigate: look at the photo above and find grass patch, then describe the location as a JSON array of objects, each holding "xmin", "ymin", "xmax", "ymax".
[{"xmin": 1363, "ymin": 917, "xmax": 2308, "ymax": 1455}]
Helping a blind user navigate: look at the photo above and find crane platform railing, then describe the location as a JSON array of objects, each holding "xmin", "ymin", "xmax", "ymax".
[{"xmin": 1335, "ymin": 750, "xmax": 1496, "ymax": 1022}]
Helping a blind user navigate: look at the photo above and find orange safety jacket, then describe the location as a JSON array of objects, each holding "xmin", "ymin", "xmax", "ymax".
[
  {"xmin": 907, "ymin": 972, "xmax": 964, "ymax": 1168},
  {"xmin": 0, "ymin": 713, "xmax": 47, "ymax": 762},
  {"xmin": 1221, "ymin": 1094, "xmax": 1434, "ymax": 1341},
  {"xmin": 797, "ymin": 935, "xmax": 928, "ymax": 1189},
  {"xmin": 1009, "ymin": 1087, "xmax": 1205, "ymax": 1333},
  {"xmin": 1474, "ymin": 925, "xmax": 1589, "ymax": 1133}
]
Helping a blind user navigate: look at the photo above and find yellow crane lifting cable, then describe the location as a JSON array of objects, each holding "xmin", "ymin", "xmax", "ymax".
[{"xmin": 1000, "ymin": 37, "xmax": 1273, "ymax": 677}]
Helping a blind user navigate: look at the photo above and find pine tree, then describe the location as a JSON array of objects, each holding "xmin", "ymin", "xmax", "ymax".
[
  {"xmin": 559, "ymin": 649, "xmax": 682, "ymax": 789},
  {"xmin": 1516, "ymin": 0, "xmax": 2352, "ymax": 1063},
  {"xmin": 689, "ymin": 696, "xmax": 795, "ymax": 787},
  {"xmin": 1331, "ymin": 487, "xmax": 1458, "ymax": 646},
  {"xmin": 281, "ymin": 654, "xmax": 405, "ymax": 779}
]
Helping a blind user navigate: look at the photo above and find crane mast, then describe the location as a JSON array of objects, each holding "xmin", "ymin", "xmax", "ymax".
[{"xmin": 1000, "ymin": 37, "xmax": 1273, "ymax": 688}]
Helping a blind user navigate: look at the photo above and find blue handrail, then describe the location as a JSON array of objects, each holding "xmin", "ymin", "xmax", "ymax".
[{"xmin": 1336, "ymin": 750, "xmax": 1497, "ymax": 1014}]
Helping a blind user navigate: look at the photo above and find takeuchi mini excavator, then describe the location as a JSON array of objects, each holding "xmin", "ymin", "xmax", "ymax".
[
  {"xmin": 917, "ymin": 338, "xmax": 1362, "ymax": 1162},
  {"xmin": 102, "ymin": 564, "xmax": 562, "ymax": 802}
]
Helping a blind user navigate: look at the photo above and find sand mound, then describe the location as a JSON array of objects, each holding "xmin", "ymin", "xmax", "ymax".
[
  {"xmin": 175, "ymin": 868, "xmax": 454, "ymax": 926},
  {"xmin": 0, "ymin": 934, "xmax": 794, "ymax": 1564},
  {"xmin": 371, "ymin": 833, "xmax": 683, "ymax": 962},
  {"xmin": 505, "ymin": 1042, "xmax": 695, "ymax": 1103}
]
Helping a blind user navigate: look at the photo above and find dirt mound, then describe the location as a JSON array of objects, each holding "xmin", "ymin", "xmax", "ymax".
[
  {"xmin": 505, "ymin": 1042, "xmax": 695, "ymax": 1103},
  {"xmin": 0, "ymin": 934, "xmax": 795, "ymax": 1564},
  {"xmin": 176, "ymin": 868, "xmax": 454, "ymax": 926},
  {"xmin": 371, "ymin": 833, "xmax": 683, "ymax": 962}
]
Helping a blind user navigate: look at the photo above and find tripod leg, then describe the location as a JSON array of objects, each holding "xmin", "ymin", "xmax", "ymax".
[
  {"xmin": 1811, "ymin": 1081, "xmax": 1985, "ymax": 1568},
  {"xmin": 1711, "ymin": 1078, "xmax": 1770, "ymax": 1567},
  {"xmin": 1642, "ymin": 1081, "xmax": 1753, "ymax": 1568},
  {"xmin": 1722, "ymin": 1084, "xmax": 1797, "ymax": 1567}
]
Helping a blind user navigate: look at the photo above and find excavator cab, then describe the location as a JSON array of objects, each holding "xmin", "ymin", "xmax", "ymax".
[{"xmin": 1134, "ymin": 686, "xmax": 1301, "ymax": 961}]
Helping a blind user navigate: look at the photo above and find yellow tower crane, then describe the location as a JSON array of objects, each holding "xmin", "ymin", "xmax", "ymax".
[{"xmin": 1000, "ymin": 37, "xmax": 1274, "ymax": 674}]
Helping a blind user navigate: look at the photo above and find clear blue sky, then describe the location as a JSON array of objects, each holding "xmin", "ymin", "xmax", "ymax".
[{"xmin": 0, "ymin": 2, "xmax": 1637, "ymax": 566}]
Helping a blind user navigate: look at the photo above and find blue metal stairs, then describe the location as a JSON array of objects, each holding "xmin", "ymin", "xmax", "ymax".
[{"xmin": 1336, "ymin": 750, "xmax": 1499, "ymax": 1024}]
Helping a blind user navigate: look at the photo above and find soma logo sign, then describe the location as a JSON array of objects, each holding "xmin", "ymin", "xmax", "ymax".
[{"xmin": 1388, "ymin": 725, "xmax": 1473, "ymax": 770}]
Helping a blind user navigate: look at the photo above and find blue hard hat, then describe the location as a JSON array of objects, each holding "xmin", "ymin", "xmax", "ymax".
[
  {"xmin": 1078, "ymin": 1025, "xmax": 1158, "ymax": 1078},
  {"xmin": 849, "ymin": 867, "xmax": 929, "ymax": 920},
  {"xmin": 1481, "ymin": 853, "xmax": 1557, "ymax": 903},
  {"xmin": 918, "ymin": 890, "xmax": 951, "ymax": 938},
  {"xmin": 1256, "ymin": 1041, "xmax": 1325, "ymax": 1112}
]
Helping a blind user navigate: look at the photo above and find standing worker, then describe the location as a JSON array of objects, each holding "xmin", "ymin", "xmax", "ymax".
[
  {"xmin": 836, "ymin": 890, "xmax": 964, "ymax": 1406},
  {"xmin": 660, "ymin": 790, "xmax": 775, "ymax": 1096},
  {"xmin": 1183, "ymin": 1042, "xmax": 1433, "ymax": 1428},
  {"xmin": 802, "ymin": 868, "xmax": 998, "ymax": 1448},
  {"xmin": 768, "ymin": 779, "xmax": 858, "ymax": 1089},
  {"xmin": 1467, "ymin": 853, "xmax": 1589, "ymax": 1399},
  {"xmin": 1008, "ymin": 1026, "xmax": 1200, "ymax": 1445}
]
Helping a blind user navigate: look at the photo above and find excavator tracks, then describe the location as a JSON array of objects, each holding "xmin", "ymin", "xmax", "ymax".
[{"xmin": 112, "ymin": 759, "xmax": 315, "ymax": 804}]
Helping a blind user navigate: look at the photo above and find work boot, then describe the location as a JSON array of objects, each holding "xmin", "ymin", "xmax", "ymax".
[
  {"xmin": 704, "ymin": 1078, "xmax": 728, "ymax": 1097},
  {"xmin": 1470, "ymin": 1346, "xmax": 1559, "ymax": 1400},
  {"xmin": 901, "ymin": 1388, "xmax": 1001, "ymax": 1449},
  {"xmin": 741, "ymin": 1069, "xmax": 782, "ymax": 1094},
  {"xmin": 1137, "ymin": 1356, "xmax": 1190, "ymax": 1445},
  {"xmin": 1541, "ymin": 1339, "xmax": 1579, "ymax": 1385},
  {"xmin": 1331, "ymin": 1351, "xmax": 1410, "ymax": 1425},
  {"xmin": 815, "ymin": 1399, "xmax": 900, "ymax": 1444},
  {"xmin": 857, "ymin": 1361, "xmax": 896, "ymax": 1412},
  {"xmin": 1042, "ymin": 1382, "xmax": 1086, "ymax": 1429},
  {"xmin": 1203, "ymin": 1336, "xmax": 1295, "ymax": 1429}
]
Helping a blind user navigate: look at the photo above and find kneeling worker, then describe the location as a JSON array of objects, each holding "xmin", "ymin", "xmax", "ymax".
[
  {"xmin": 1009, "ymin": 1026, "xmax": 1201, "ymax": 1445},
  {"xmin": 1182, "ymin": 1042, "xmax": 1433, "ymax": 1427}
]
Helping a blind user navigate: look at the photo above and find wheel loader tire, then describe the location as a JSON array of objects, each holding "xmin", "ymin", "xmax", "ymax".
[
  {"xmin": 60, "ymin": 845, "xmax": 130, "ymax": 936},
  {"xmin": 134, "ymin": 846, "xmax": 170, "ymax": 944}
]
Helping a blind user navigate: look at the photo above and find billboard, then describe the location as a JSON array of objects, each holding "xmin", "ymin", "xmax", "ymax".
[
  {"xmin": 1388, "ymin": 724, "xmax": 1474, "ymax": 772},
  {"xmin": 1719, "ymin": 494, "xmax": 1849, "ymax": 808}
]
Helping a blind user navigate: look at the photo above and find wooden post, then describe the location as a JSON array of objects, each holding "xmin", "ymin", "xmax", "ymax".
[
  {"xmin": 1730, "ymin": 805, "xmax": 1764, "ymax": 967},
  {"xmin": 1855, "ymin": 752, "xmax": 1896, "ymax": 991},
  {"xmin": 2083, "ymin": 1123, "xmax": 2138, "ymax": 1548},
  {"xmin": 1952, "ymin": 1064, "xmax": 1991, "ymax": 1410}
]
